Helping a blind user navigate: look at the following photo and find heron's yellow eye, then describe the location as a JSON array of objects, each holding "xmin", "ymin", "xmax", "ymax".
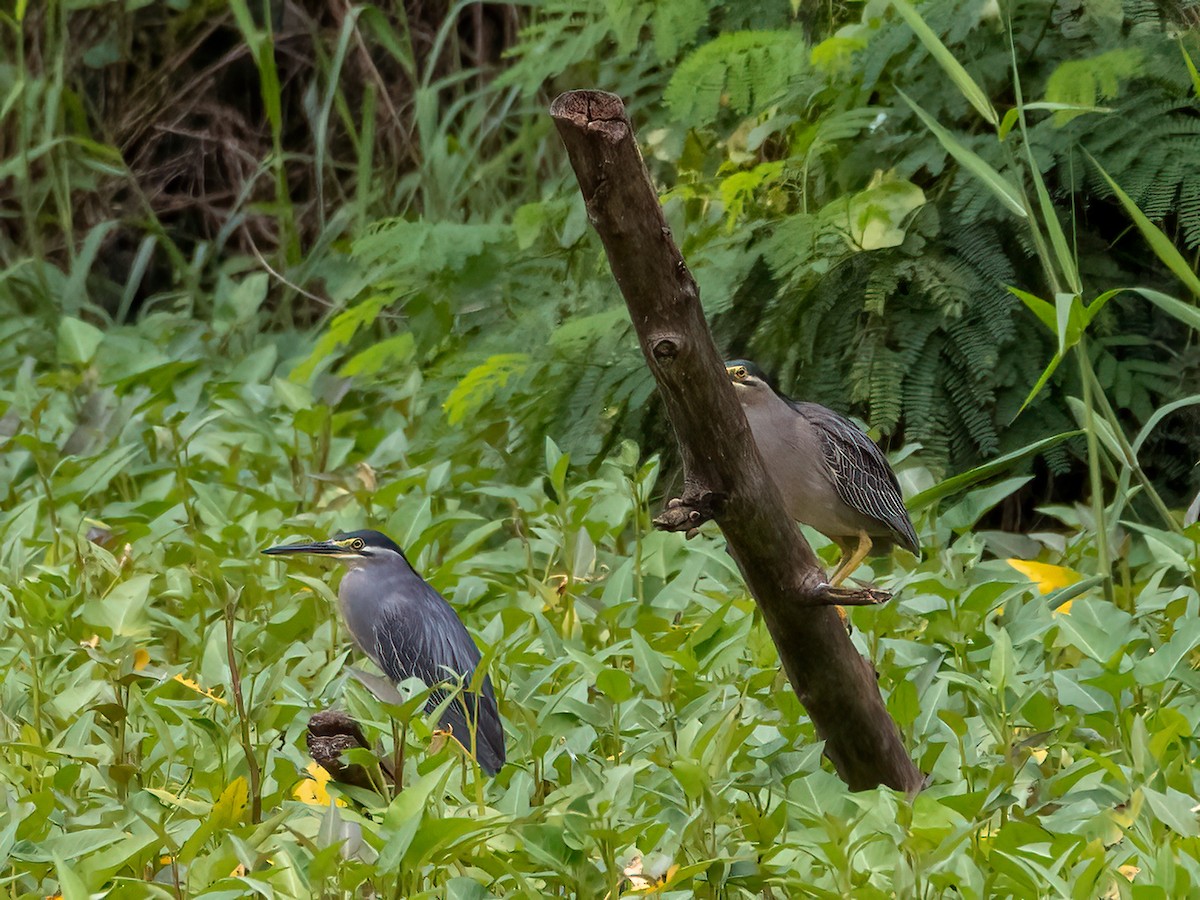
[
  {"xmin": 735, "ymin": 366, "xmax": 747, "ymax": 379},
  {"xmin": 351, "ymin": 538, "xmax": 365, "ymax": 551}
]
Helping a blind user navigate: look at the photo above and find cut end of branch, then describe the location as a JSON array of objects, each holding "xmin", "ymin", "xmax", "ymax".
[
  {"xmin": 550, "ymin": 90, "xmax": 630, "ymax": 142},
  {"xmin": 306, "ymin": 710, "xmax": 386, "ymax": 789},
  {"xmin": 653, "ymin": 493, "xmax": 723, "ymax": 533}
]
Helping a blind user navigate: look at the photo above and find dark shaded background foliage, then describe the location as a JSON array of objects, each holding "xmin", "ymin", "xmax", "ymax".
[
  {"xmin": 3, "ymin": 0, "xmax": 1199, "ymax": 513},
  {"xmin": 4, "ymin": 2, "xmax": 1200, "ymax": 897}
]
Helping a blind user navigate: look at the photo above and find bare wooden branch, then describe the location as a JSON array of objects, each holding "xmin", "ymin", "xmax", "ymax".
[{"xmin": 550, "ymin": 89, "xmax": 923, "ymax": 793}]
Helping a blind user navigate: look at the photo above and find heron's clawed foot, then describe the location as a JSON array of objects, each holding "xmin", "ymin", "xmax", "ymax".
[{"xmin": 818, "ymin": 584, "xmax": 893, "ymax": 607}]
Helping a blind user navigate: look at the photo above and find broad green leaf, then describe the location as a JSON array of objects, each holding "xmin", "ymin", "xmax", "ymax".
[
  {"xmin": 214, "ymin": 272, "xmax": 269, "ymax": 333},
  {"xmin": 58, "ymin": 316, "xmax": 105, "ymax": 365},
  {"xmin": 989, "ymin": 628, "xmax": 1013, "ymax": 692},
  {"xmin": 1142, "ymin": 787, "xmax": 1200, "ymax": 837},
  {"xmin": 273, "ymin": 377, "xmax": 314, "ymax": 412},
  {"xmin": 1053, "ymin": 598, "xmax": 1132, "ymax": 662},
  {"xmin": 82, "ymin": 573, "xmax": 153, "ymax": 637},
  {"xmin": 54, "ymin": 856, "xmax": 90, "ymax": 900},
  {"xmin": 1133, "ymin": 619, "xmax": 1200, "ymax": 685},
  {"xmin": 378, "ymin": 764, "xmax": 454, "ymax": 870}
]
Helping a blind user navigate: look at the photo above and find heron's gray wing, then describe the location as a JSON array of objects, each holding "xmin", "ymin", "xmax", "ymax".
[
  {"xmin": 790, "ymin": 400, "xmax": 919, "ymax": 553},
  {"xmin": 370, "ymin": 589, "xmax": 505, "ymax": 775}
]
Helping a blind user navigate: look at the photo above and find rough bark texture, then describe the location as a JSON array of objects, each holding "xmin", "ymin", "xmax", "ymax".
[
  {"xmin": 306, "ymin": 710, "xmax": 393, "ymax": 789},
  {"xmin": 550, "ymin": 89, "xmax": 923, "ymax": 793}
]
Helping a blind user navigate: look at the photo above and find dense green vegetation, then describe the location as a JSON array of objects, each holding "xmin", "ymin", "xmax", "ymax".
[{"xmin": 2, "ymin": 0, "xmax": 1200, "ymax": 896}]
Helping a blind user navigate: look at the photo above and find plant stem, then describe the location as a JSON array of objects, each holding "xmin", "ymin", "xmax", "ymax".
[
  {"xmin": 225, "ymin": 597, "xmax": 263, "ymax": 823},
  {"xmin": 1077, "ymin": 338, "xmax": 1115, "ymax": 604}
]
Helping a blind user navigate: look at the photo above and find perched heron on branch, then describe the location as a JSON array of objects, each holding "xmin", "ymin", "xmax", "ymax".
[
  {"xmin": 726, "ymin": 361, "xmax": 919, "ymax": 587},
  {"xmin": 264, "ymin": 529, "xmax": 505, "ymax": 775}
]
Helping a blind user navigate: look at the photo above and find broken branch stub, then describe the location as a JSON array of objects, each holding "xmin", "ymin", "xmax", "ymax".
[{"xmin": 550, "ymin": 89, "xmax": 923, "ymax": 793}]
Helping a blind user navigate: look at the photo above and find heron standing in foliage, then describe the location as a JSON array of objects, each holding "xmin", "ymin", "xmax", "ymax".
[
  {"xmin": 264, "ymin": 529, "xmax": 505, "ymax": 775},
  {"xmin": 726, "ymin": 360, "xmax": 919, "ymax": 587}
]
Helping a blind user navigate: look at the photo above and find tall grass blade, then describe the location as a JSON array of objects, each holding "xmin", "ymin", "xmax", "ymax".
[
  {"xmin": 1087, "ymin": 153, "xmax": 1200, "ymax": 299},
  {"xmin": 898, "ymin": 91, "xmax": 1025, "ymax": 218},
  {"xmin": 907, "ymin": 430, "xmax": 1082, "ymax": 511},
  {"xmin": 891, "ymin": 0, "xmax": 998, "ymax": 125}
]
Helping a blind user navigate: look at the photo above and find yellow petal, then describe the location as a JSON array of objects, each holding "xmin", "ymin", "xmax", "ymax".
[
  {"xmin": 172, "ymin": 673, "xmax": 228, "ymax": 705},
  {"xmin": 1119, "ymin": 865, "xmax": 1140, "ymax": 882},
  {"xmin": 294, "ymin": 763, "xmax": 343, "ymax": 807},
  {"xmin": 1007, "ymin": 559, "xmax": 1081, "ymax": 595},
  {"xmin": 134, "ymin": 649, "xmax": 150, "ymax": 671}
]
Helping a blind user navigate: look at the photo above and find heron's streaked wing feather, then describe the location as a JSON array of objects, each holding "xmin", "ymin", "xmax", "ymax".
[
  {"xmin": 370, "ymin": 587, "xmax": 505, "ymax": 774},
  {"xmin": 790, "ymin": 400, "xmax": 919, "ymax": 553}
]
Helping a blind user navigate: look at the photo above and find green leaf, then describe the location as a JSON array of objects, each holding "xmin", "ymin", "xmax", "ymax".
[
  {"xmin": 908, "ymin": 431, "xmax": 1081, "ymax": 511},
  {"xmin": 1009, "ymin": 287, "xmax": 1057, "ymax": 332},
  {"xmin": 1016, "ymin": 351, "xmax": 1065, "ymax": 416},
  {"xmin": 377, "ymin": 764, "xmax": 454, "ymax": 870},
  {"xmin": 1142, "ymin": 787, "xmax": 1200, "ymax": 837},
  {"xmin": 443, "ymin": 354, "xmax": 529, "ymax": 426},
  {"xmin": 58, "ymin": 316, "xmax": 105, "ymax": 365},
  {"xmin": 1131, "ymin": 394, "xmax": 1200, "ymax": 456},
  {"xmin": 891, "ymin": 0, "xmax": 998, "ymax": 125},
  {"xmin": 989, "ymin": 628, "xmax": 1014, "ymax": 692},
  {"xmin": 1127, "ymin": 287, "xmax": 1200, "ymax": 332},
  {"xmin": 1181, "ymin": 39, "xmax": 1200, "ymax": 99},
  {"xmin": 631, "ymin": 630, "xmax": 668, "ymax": 695},
  {"xmin": 214, "ymin": 272, "xmax": 269, "ymax": 333},
  {"xmin": 291, "ymin": 293, "xmax": 393, "ymax": 384},
  {"xmin": 82, "ymin": 573, "xmax": 153, "ymax": 638},
  {"xmin": 54, "ymin": 855, "xmax": 90, "ymax": 900},
  {"xmin": 1088, "ymin": 155, "xmax": 1200, "ymax": 299},
  {"xmin": 898, "ymin": 90, "xmax": 1024, "ymax": 218},
  {"xmin": 338, "ymin": 332, "xmax": 415, "ymax": 378},
  {"xmin": 1043, "ymin": 48, "xmax": 1141, "ymax": 126},
  {"xmin": 1053, "ymin": 598, "xmax": 1132, "ymax": 663},
  {"xmin": 1133, "ymin": 619, "xmax": 1200, "ymax": 685},
  {"xmin": 273, "ymin": 377, "xmax": 314, "ymax": 412}
]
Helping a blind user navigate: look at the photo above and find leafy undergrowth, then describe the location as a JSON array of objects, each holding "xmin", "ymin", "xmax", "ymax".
[{"xmin": 2, "ymin": 309, "xmax": 1199, "ymax": 899}]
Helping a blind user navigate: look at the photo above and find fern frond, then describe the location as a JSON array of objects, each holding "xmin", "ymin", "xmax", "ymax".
[{"xmin": 665, "ymin": 31, "xmax": 810, "ymax": 124}]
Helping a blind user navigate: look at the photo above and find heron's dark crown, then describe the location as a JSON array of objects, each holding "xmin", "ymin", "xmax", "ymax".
[
  {"xmin": 335, "ymin": 529, "xmax": 405, "ymax": 554},
  {"xmin": 263, "ymin": 528, "xmax": 412, "ymax": 566}
]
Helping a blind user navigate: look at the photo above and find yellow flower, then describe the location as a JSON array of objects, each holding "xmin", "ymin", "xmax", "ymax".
[
  {"xmin": 1007, "ymin": 559, "xmax": 1081, "ymax": 612},
  {"xmin": 294, "ymin": 763, "xmax": 344, "ymax": 807},
  {"xmin": 134, "ymin": 649, "xmax": 150, "ymax": 671},
  {"xmin": 172, "ymin": 673, "xmax": 228, "ymax": 705}
]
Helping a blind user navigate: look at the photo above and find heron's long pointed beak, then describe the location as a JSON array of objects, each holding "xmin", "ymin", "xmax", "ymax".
[{"xmin": 263, "ymin": 539, "xmax": 347, "ymax": 557}]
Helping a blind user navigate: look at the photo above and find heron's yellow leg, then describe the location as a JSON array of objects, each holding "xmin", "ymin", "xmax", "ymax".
[{"xmin": 829, "ymin": 530, "xmax": 873, "ymax": 587}]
